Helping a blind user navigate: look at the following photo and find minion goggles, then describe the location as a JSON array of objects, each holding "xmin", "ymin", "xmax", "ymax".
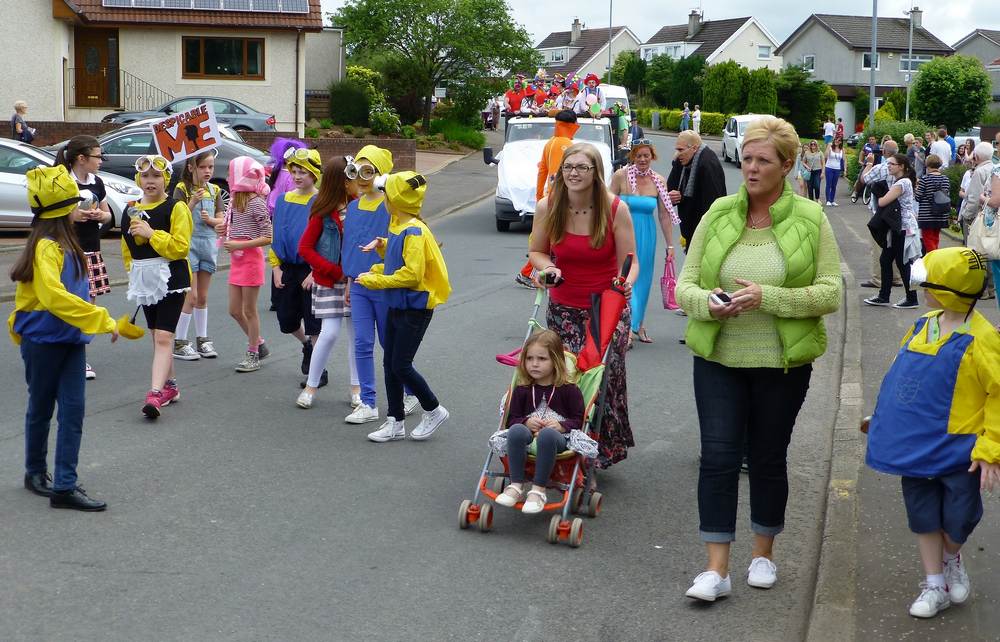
[
  {"xmin": 343, "ymin": 155, "xmax": 376, "ymax": 181},
  {"xmin": 134, "ymin": 155, "xmax": 171, "ymax": 173},
  {"xmin": 283, "ymin": 146, "xmax": 322, "ymax": 170}
]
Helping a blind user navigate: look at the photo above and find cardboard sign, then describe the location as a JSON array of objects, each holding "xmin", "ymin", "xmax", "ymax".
[{"xmin": 149, "ymin": 102, "xmax": 221, "ymax": 164}]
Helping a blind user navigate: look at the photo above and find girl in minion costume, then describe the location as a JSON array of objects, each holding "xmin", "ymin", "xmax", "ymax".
[
  {"xmin": 121, "ymin": 154, "xmax": 193, "ymax": 419},
  {"xmin": 356, "ymin": 172, "xmax": 452, "ymax": 443},
  {"xmin": 866, "ymin": 247, "xmax": 1000, "ymax": 618},
  {"xmin": 9, "ymin": 165, "xmax": 124, "ymax": 511}
]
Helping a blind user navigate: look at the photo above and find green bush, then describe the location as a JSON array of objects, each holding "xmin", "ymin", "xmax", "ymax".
[
  {"xmin": 942, "ymin": 164, "xmax": 967, "ymax": 208},
  {"xmin": 862, "ymin": 119, "xmax": 932, "ymax": 146},
  {"xmin": 636, "ymin": 108, "xmax": 652, "ymax": 128},
  {"xmin": 401, "ymin": 125, "xmax": 417, "ymax": 139},
  {"xmin": 845, "ymin": 153, "xmax": 861, "ymax": 183},
  {"xmin": 328, "ymin": 80, "xmax": 371, "ymax": 127},
  {"xmin": 981, "ymin": 107, "xmax": 1000, "ymax": 126},
  {"xmin": 427, "ymin": 119, "xmax": 485, "ymax": 149},
  {"xmin": 319, "ymin": 118, "xmax": 333, "ymax": 129},
  {"xmin": 661, "ymin": 109, "xmax": 682, "ymax": 130},
  {"xmin": 699, "ymin": 112, "xmax": 726, "ymax": 136},
  {"xmin": 304, "ymin": 127, "xmax": 320, "ymax": 139},
  {"xmin": 369, "ymin": 103, "xmax": 401, "ymax": 135},
  {"xmin": 343, "ymin": 124, "xmax": 355, "ymax": 135},
  {"xmin": 745, "ymin": 68, "xmax": 777, "ymax": 115}
]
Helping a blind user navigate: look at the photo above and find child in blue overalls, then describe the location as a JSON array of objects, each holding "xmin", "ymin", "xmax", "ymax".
[{"xmin": 866, "ymin": 246, "xmax": 1000, "ymax": 619}]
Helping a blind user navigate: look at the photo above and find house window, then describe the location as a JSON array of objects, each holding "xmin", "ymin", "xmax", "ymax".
[
  {"xmin": 550, "ymin": 49, "xmax": 564, "ymax": 63},
  {"xmin": 862, "ymin": 52, "xmax": 880, "ymax": 70},
  {"xmin": 802, "ymin": 54, "xmax": 815, "ymax": 72},
  {"xmin": 182, "ymin": 36, "xmax": 264, "ymax": 79},
  {"xmin": 757, "ymin": 45, "xmax": 771, "ymax": 60},
  {"xmin": 900, "ymin": 54, "xmax": 932, "ymax": 72}
]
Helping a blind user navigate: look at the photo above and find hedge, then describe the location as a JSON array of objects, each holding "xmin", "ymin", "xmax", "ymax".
[
  {"xmin": 627, "ymin": 107, "xmax": 726, "ymax": 136},
  {"xmin": 862, "ymin": 119, "xmax": 932, "ymax": 147}
]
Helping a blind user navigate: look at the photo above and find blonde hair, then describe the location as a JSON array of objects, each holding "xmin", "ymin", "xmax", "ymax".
[
  {"xmin": 677, "ymin": 130, "xmax": 702, "ymax": 148},
  {"xmin": 232, "ymin": 191, "xmax": 254, "ymax": 213},
  {"xmin": 741, "ymin": 115, "xmax": 799, "ymax": 163},
  {"xmin": 925, "ymin": 154, "xmax": 943, "ymax": 170},
  {"xmin": 903, "ymin": 133, "xmax": 915, "ymax": 145},
  {"xmin": 516, "ymin": 330, "xmax": 570, "ymax": 386},
  {"xmin": 13, "ymin": 100, "xmax": 26, "ymax": 113},
  {"xmin": 545, "ymin": 142, "xmax": 611, "ymax": 249}
]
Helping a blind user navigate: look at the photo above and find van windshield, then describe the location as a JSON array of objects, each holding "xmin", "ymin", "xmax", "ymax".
[{"xmin": 506, "ymin": 121, "xmax": 611, "ymax": 147}]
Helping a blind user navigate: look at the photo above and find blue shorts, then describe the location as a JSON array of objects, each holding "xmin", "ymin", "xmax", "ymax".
[
  {"xmin": 189, "ymin": 235, "xmax": 219, "ymax": 274},
  {"xmin": 901, "ymin": 469, "xmax": 983, "ymax": 544},
  {"xmin": 823, "ymin": 135, "xmax": 833, "ymax": 145}
]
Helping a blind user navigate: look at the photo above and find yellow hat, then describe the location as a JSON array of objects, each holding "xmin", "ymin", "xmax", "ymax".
[
  {"xmin": 285, "ymin": 148, "xmax": 323, "ymax": 182},
  {"xmin": 911, "ymin": 246, "xmax": 987, "ymax": 312},
  {"xmin": 26, "ymin": 165, "xmax": 83, "ymax": 220},
  {"xmin": 383, "ymin": 171, "xmax": 427, "ymax": 215},
  {"xmin": 356, "ymin": 145, "xmax": 394, "ymax": 175}
]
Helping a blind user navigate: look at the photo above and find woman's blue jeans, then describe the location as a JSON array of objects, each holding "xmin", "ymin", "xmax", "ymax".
[
  {"xmin": 693, "ymin": 357, "xmax": 812, "ymax": 543},
  {"xmin": 21, "ymin": 340, "xmax": 87, "ymax": 491},
  {"xmin": 825, "ymin": 167, "xmax": 841, "ymax": 203}
]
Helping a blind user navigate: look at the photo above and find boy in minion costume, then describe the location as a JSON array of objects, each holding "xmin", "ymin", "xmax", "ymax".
[
  {"xmin": 356, "ymin": 172, "xmax": 451, "ymax": 443},
  {"xmin": 9, "ymin": 165, "xmax": 121, "ymax": 511},
  {"xmin": 866, "ymin": 247, "xmax": 1000, "ymax": 619}
]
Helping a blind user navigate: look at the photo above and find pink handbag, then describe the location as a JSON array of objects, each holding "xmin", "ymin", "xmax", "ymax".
[{"xmin": 661, "ymin": 255, "xmax": 679, "ymax": 310}]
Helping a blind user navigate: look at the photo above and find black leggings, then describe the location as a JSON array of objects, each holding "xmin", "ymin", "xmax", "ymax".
[
  {"xmin": 879, "ymin": 231, "xmax": 915, "ymax": 302},
  {"xmin": 507, "ymin": 424, "xmax": 568, "ymax": 486},
  {"xmin": 808, "ymin": 170, "xmax": 822, "ymax": 200}
]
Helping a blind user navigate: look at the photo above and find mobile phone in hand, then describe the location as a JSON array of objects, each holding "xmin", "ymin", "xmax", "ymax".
[{"xmin": 709, "ymin": 292, "xmax": 732, "ymax": 306}]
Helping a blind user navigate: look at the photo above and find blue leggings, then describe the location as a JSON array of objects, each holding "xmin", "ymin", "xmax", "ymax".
[
  {"xmin": 351, "ymin": 283, "xmax": 387, "ymax": 407},
  {"xmin": 507, "ymin": 424, "xmax": 568, "ymax": 486},
  {"xmin": 825, "ymin": 167, "xmax": 841, "ymax": 203}
]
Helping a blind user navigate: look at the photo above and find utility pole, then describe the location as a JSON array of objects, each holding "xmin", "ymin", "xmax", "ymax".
[
  {"xmin": 870, "ymin": 0, "xmax": 878, "ymax": 122},
  {"xmin": 608, "ymin": 0, "xmax": 613, "ymax": 84},
  {"xmin": 905, "ymin": 3, "xmax": 914, "ymax": 120}
]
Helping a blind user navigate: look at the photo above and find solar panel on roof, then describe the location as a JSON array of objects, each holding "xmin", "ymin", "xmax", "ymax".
[
  {"xmin": 162, "ymin": 0, "xmax": 191, "ymax": 7},
  {"xmin": 102, "ymin": 0, "xmax": 308, "ymax": 10},
  {"xmin": 192, "ymin": 0, "xmax": 221, "ymax": 8},
  {"xmin": 281, "ymin": 0, "xmax": 308, "ymax": 11},
  {"xmin": 222, "ymin": 0, "xmax": 252, "ymax": 10},
  {"xmin": 102, "ymin": 0, "xmax": 132, "ymax": 6},
  {"xmin": 254, "ymin": 0, "xmax": 281, "ymax": 10}
]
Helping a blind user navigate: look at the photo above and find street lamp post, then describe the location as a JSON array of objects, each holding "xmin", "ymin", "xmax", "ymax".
[
  {"xmin": 905, "ymin": 4, "xmax": 914, "ymax": 120},
  {"xmin": 608, "ymin": 0, "xmax": 613, "ymax": 84},
  {"xmin": 870, "ymin": 0, "xmax": 878, "ymax": 121}
]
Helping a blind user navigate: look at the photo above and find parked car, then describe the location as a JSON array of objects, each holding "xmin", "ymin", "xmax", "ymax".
[
  {"xmin": 721, "ymin": 114, "xmax": 763, "ymax": 168},
  {"xmin": 955, "ymin": 127, "xmax": 981, "ymax": 147},
  {"xmin": 845, "ymin": 132, "xmax": 864, "ymax": 148},
  {"xmin": 483, "ymin": 116, "xmax": 617, "ymax": 232},
  {"xmin": 0, "ymin": 138, "xmax": 142, "ymax": 229},
  {"xmin": 102, "ymin": 96, "xmax": 276, "ymax": 131},
  {"xmin": 50, "ymin": 121, "xmax": 272, "ymax": 213}
]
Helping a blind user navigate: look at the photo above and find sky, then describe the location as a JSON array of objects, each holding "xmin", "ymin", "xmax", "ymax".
[{"xmin": 319, "ymin": 0, "xmax": 990, "ymax": 50}]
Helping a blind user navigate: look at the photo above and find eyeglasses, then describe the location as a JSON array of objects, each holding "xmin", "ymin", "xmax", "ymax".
[
  {"xmin": 562, "ymin": 163, "xmax": 594, "ymax": 175},
  {"xmin": 134, "ymin": 155, "xmax": 170, "ymax": 173},
  {"xmin": 86, "ymin": 154, "xmax": 108, "ymax": 162},
  {"xmin": 283, "ymin": 146, "xmax": 322, "ymax": 169},
  {"xmin": 675, "ymin": 145, "xmax": 694, "ymax": 153}
]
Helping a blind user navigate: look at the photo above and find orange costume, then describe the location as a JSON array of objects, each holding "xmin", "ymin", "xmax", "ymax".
[{"xmin": 535, "ymin": 119, "xmax": 580, "ymax": 201}]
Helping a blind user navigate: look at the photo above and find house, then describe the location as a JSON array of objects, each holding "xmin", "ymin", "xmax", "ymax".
[
  {"xmin": 641, "ymin": 12, "xmax": 783, "ymax": 72},
  {"xmin": 952, "ymin": 29, "xmax": 1000, "ymax": 106},
  {"xmin": 776, "ymin": 10, "xmax": 952, "ymax": 132},
  {"xmin": 535, "ymin": 19, "xmax": 641, "ymax": 80},
  {"xmin": 1, "ymin": 0, "xmax": 330, "ymax": 133}
]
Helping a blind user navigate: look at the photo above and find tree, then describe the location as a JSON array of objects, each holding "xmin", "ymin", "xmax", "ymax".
[
  {"xmin": 645, "ymin": 55, "xmax": 676, "ymax": 106},
  {"xmin": 912, "ymin": 55, "xmax": 991, "ymax": 133},
  {"xmin": 775, "ymin": 65, "xmax": 834, "ymax": 136},
  {"xmin": 702, "ymin": 61, "xmax": 749, "ymax": 114},
  {"xmin": 883, "ymin": 87, "xmax": 907, "ymax": 120},
  {"xmin": 745, "ymin": 68, "xmax": 777, "ymax": 114},
  {"xmin": 644, "ymin": 55, "xmax": 704, "ymax": 108},
  {"xmin": 335, "ymin": 0, "xmax": 538, "ymax": 129},
  {"xmin": 608, "ymin": 50, "xmax": 647, "ymax": 95},
  {"xmin": 853, "ymin": 88, "xmax": 869, "ymax": 126}
]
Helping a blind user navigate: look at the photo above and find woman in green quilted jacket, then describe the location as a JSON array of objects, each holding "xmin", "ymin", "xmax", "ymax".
[{"xmin": 676, "ymin": 115, "xmax": 843, "ymax": 603}]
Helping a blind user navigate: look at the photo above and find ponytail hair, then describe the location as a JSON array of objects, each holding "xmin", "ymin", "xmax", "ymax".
[{"xmin": 52, "ymin": 135, "xmax": 100, "ymax": 171}]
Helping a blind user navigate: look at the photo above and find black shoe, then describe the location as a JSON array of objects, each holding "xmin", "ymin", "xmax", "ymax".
[
  {"xmin": 24, "ymin": 472, "xmax": 53, "ymax": 497},
  {"xmin": 892, "ymin": 298, "xmax": 919, "ymax": 309},
  {"xmin": 258, "ymin": 341, "xmax": 270, "ymax": 360},
  {"xmin": 300, "ymin": 369, "xmax": 328, "ymax": 389},
  {"xmin": 50, "ymin": 487, "xmax": 107, "ymax": 512},
  {"xmin": 859, "ymin": 280, "xmax": 879, "ymax": 288},
  {"xmin": 863, "ymin": 296, "xmax": 891, "ymax": 306},
  {"xmin": 301, "ymin": 341, "xmax": 313, "ymax": 375}
]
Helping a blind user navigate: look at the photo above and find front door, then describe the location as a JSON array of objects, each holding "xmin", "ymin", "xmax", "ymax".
[{"xmin": 74, "ymin": 28, "xmax": 119, "ymax": 108}]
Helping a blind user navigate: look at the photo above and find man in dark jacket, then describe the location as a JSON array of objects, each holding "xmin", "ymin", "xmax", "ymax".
[{"xmin": 666, "ymin": 130, "xmax": 726, "ymax": 249}]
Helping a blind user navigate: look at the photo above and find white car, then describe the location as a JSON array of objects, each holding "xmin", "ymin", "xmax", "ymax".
[
  {"xmin": 722, "ymin": 114, "xmax": 763, "ymax": 168},
  {"xmin": 0, "ymin": 138, "xmax": 142, "ymax": 229},
  {"xmin": 483, "ymin": 116, "xmax": 617, "ymax": 232}
]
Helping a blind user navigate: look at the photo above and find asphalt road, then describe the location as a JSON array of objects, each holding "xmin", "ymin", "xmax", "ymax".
[{"xmin": 0, "ymin": 143, "xmax": 844, "ymax": 641}]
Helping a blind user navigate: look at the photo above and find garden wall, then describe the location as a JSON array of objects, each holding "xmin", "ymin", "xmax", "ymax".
[
  {"xmin": 241, "ymin": 131, "xmax": 416, "ymax": 172},
  {"xmin": 5, "ymin": 121, "xmax": 120, "ymax": 146}
]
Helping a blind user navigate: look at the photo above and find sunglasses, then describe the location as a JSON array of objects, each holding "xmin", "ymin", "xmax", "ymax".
[{"xmin": 134, "ymin": 155, "xmax": 171, "ymax": 173}]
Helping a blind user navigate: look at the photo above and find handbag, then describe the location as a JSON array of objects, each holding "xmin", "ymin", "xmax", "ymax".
[
  {"xmin": 932, "ymin": 188, "xmax": 951, "ymax": 216},
  {"xmin": 968, "ymin": 205, "xmax": 1000, "ymax": 260},
  {"xmin": 660, "ymin": 254, "xmax": 679, "ymax": 310}
]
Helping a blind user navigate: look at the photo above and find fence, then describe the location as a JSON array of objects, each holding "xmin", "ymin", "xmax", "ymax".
[{"xmin": 66, "ymin": 67, "xmax": 174, "ymax": 113}]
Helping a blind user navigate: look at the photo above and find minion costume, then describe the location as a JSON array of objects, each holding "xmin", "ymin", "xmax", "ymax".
[
  {"xmin": 268, "ymin": 147, "xmax": 322, "ymax": 340},
  {"xmin": 356, "ymin": 172, "xmax": 451, "ymax": 436},
  {"xmin": 9, "ymin": 166, "xmax": 117, "ymax": 509},
  {"xmin": 867, "ymin": 247, "xmax": 1000, "ymax": 545},
  {"xmin": 121, "ymin": 157, "xmax": 193, "ymax": 333}
]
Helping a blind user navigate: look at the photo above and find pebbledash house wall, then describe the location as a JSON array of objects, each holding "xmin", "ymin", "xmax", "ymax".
[
  {"xmin": 573, "ymin": 31, "xmax": 641, "ymax": 80},
  {"xmin": 712, "ymin": 22, "xmax": 784, "ymax": 72},
  {"xmin": 0, "ymin": 1, "xmax": 72, "ymax": 121}
]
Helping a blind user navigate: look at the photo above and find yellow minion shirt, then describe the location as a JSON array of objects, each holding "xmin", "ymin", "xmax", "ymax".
[{"xmin": 356, "ymin": 215, "xmax": 451, "ymax": 309}]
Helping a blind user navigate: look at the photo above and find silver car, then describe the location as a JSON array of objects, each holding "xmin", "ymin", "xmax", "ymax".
[
  {"xmin": 102, "ymin": 96, "xmax": 276, "ymax": 132},
  {"xmin": 0, "ymin": 139, "xmax": 142, "ymax": 229}
]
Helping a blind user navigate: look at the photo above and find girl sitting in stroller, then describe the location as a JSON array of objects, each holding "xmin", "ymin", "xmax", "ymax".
[{"xmin": 496, "ymin": 330, "xmax": 584, "ymax": 514}]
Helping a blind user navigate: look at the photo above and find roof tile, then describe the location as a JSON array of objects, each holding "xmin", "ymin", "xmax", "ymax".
[
  {"xmin": 809, "ymin": 14, "xmax": 952, "ymax": 53},
  {"xmin": 536, "ymin": 26, "xmax": 628, "ymax": 76},
  {"xmin": 65, "ymin": 0, "xmax": 323, "ymax": 30},
  {"xmin": 644, "ymin": 17, "xmax": 752, "ymax": 59}
]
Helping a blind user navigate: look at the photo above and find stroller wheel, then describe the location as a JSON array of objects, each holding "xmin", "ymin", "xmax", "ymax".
[
  {"xmin": 570, "ymin": 489, "xmax": 584, "ymax": 514},
  {"xmin": 569, "ymin": 518, "xmax": 584, "ymax": 548},
  {"xmin": 587, "ymin": 492, "xmax": 604, "ymax": 518},
  {"xmin": 490, "ymin": 477, "xmax": 506, "ymax": 495},
  {"xmin": 478, "ymin": 503, "xmax": 494, "ymax": 532},
  {"xmin": 458, "ymin": 500, "xmax": 473, "ymax": 530},
  {"xmin": 547, "ymin": 515, "xmax": 561, "ymax": 544}
]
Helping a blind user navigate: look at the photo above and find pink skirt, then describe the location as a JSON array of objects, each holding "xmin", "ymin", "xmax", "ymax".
[{"xmin": 228, "ymin": 244, "xmax": 265, "ymax": 287}]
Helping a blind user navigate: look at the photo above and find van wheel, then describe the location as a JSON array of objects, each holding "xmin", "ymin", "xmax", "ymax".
[
  {"xmin": 735, "ymin": 151, "xmax": 742, "ymax": 169},
  {"xmin": 496, "ymin": 219, "xmax": 510, "ymax": 232}
]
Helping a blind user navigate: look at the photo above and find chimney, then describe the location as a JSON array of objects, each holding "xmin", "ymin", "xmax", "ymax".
[
  {"xmin": 571, "ymin": 18, "xmax": 582, "ymax": 45},
  {"xmin": 688, "ymin": 10, "xmax": 702, "ymax": 39},
  {"xmin": 910, "ymin": 7, "xmax": 922, "ymax": 29}
]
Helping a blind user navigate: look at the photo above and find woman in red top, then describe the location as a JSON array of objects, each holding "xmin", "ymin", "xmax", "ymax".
[
  {"xmin": 528, "ymin": 142, "xmax": 639, "ymax": 468},
  {"xmin": 295, "ymin": 156, "xmax": 357, "ymax": 409}
]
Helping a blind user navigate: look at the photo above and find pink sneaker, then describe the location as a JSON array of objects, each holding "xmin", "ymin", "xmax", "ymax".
[
  {"xmin": 142, "ymin": 390, "xmax": 163, "ymax": 418},
  {"xmin": 161, "ymin": 381, "xmax": 180, "ymax": 406}
]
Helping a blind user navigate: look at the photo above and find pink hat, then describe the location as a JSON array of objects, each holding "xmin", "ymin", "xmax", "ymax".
[{"xmin": 228, "ymin": 156, "xmax": 270, "ymax": 196}]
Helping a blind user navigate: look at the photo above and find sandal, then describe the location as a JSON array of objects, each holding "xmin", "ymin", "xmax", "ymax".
[
  {"xmin": 636, "ymin": 329, "xmax": 653, "ymax": 344},
  {"xmin": 496, "ymin": 484, "xmax": 525, "ymax": 508},
  {"xmin": 521, "ymin": 489, "xmax": 547, "ymax": 514}
]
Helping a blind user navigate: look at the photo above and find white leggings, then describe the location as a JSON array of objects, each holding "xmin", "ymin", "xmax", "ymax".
[{"xmin": 307, "ymin": 316, "xmax": 359, "ymax": 389}]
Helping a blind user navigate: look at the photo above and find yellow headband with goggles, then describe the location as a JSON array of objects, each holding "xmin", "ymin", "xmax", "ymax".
[
  {"xmin": 134, "ymin": 154, "xmax": 172, "ymax": 187},
  {"xmin": 343, "ymin": 155, "xmax": 376, "ymax": 181},
  {"xmin": 283, "ymin": 147, "xmax": 322, "ymax": 181}
]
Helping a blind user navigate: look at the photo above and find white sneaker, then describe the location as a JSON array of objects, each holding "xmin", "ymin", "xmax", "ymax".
[
  {"xmin": 367, "ymin": 419, "xmax": 405, "ymax": 442},
  {"xmin": 909, "ymin": 582, "xmax": 950, "ymax": 618},
  {"xmin": 685, "ymin": 571, "xmax": 732, "ymax": 602},
  {"xmin": 85, "ymin": 363, "xmax": 96, "ymax": 380},
  {"xmin": 296, "ymin": 391, "xmax": 314, "ymax": 409},
  {"xmin": 831, "ymin": 201, "xmax": 840, "ymax": 207},
  {"xmin": 825, "ymin": 201, "xmax": 833, "ymax": 206},
  {"xmin": 747, "ymin": 557, "xmax": 777, "ymax": 589},
  {"xmin": 345, "ymin": 403, "xmax": 379, "ymax": 424},
  {"xmin": 411, "ymin": 405, "xmax": 449, "ymax": 440},
  {"xmin": 944, "ymin": 555, "xmax": 971, "ymax": 604},
  {"xmin": 403, "ymin": 394, "xmax": 419, "ymax": 416},
  {"xmin": 173, "ymin": 340, "xmax": 200, "ymax": 361},
  {"xmin": 350, "ymin": 393, "xmax": 362, "ymax": 408}
]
